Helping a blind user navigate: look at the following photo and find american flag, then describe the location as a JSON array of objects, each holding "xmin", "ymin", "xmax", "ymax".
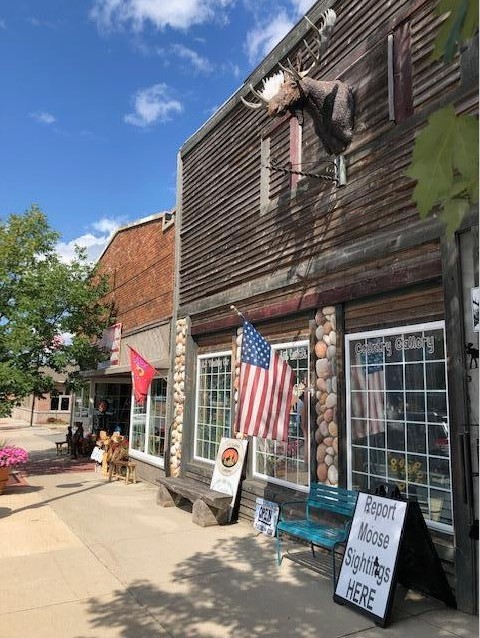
[
  {"xmin": 235, "ymin": 321, "xmax": 294, "ymax": 442},
  {"xmin": 351, "ymin": 350, "xmax": 385, "ymax": 440}
]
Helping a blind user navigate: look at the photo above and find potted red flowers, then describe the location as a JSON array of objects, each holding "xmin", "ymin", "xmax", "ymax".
[{"xmin": 0, "ymin": 441, "xmax": 29, "ymax": 494}]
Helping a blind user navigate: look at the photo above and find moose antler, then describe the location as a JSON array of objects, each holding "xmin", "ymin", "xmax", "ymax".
[
  {"xmin": 240, "ymin": 8, "xmax": 354, "ymax": 156},
  {"xmin": 278, "ymin": 9, "xmax": 336, "ymax": 79},
  {"xmin": 241, "ymin": 9, "xmax": 337, "ymax": 109},
  {"xmin": 240, "ymin": 72, "xmax": 285, "ymax": 109},
  {"xmin": 299, "ymin": 10, "xmax": 337, "ymax": 77}
]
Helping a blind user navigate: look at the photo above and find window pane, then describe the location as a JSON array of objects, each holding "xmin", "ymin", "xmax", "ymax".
[
  {"xmin": 347, "ymin": 322, "xmax": 452, "ymax": 531},
  {"xmin": 428, "ymin": 423, "xmax": 449, "ymax": 456},
  {"xmin": 60, "ymin": 397, "xmax": 70, "ymax": 411},
  {"xmin": 131, "ymin": 402, "xmax": 147, "ymax": 452},
  {"xmin": 387, "ymin": 421, "xmax": 405, "ymax": 451},
  {"xmin": 369, "ymin": 422, "xmax": 385, "ymax": 448},
  {"xmin": 352, "ymin": 392, "xmax": 368, "ymax": 418},
  {"xmin": 352, "ymin": 446, "xmax": 368, "ymax": 473},
  {"xmin": 425, "ymin": 362, "xmax": 446, "ymax": 390},
  {"xmin": 402, "ymin": 332, "xmax": 424, "ymax": 362},
  {"xmin": 349, "ymin": 340, "xmax": 365, "ymax": 365},
  {"xmin": 147, "ymin": 378, "xmax": 167, "ymax": 458},
  {"xmin": 430, "ymin": 489, "xmax": 452, "ymax": 526},
  {"xmin": 387, "ymin": 451, "xmax": 406, "ymax": 483},
  {"xmin": 407, "ymin": 422, "xmax": 426, "ymax": 454},
  {"xmin": 50, "ymin": 396, "xmax": 59, "ymax": 410},
  {"xmin": 427, "ymin": 393, "xmax": 447, "ymax": 420},
  {"xmin": 352, "ymin": 420, "xmax": 368, "ymax": 444},
  {"xmin": 370, "ymin": 448, "xmax": 386, "ymax": 477},
  {"xmin": 425, "ymin": 330, "xmax": 445, "ymax": 361},
  {"xmin": 429, "ymin": 457, "xmax": 450, "ymax": 489},
  {"xmin": 407, "ymin": 454, "xmax": 427, "ymax": 485},
  {"xmin": 352, "ymin": 472, "xmax": 369, "ymax": 492},
  {"xmin": 384, "ymin": 335, "xmax": 402, "ymax": 363},
  {"xmin": 386, "ymin": 392, "xmax": 404, "ymax": 420},
  {"xmin": 253, "ymin": 341, "xmax": 309, "ymax": 489},
  {"xmin": 385, "ymin": 365, "xmax": 403, "ymax": 390},
  {"xmin": 405, "ymin": 364, "xmax": 424, "ymax": 390},
  {"xmin": 195, "ymin": 354, "xmax": 232, "ymax": 463},
  {"xmin": 351, "ymin": 366, "xmax": 366, "ymax": 390}
]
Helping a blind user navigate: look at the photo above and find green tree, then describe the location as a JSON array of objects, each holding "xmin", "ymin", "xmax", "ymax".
[
  {"xmin": 406, "ymin": 0, "xmax": 478, "ymax": 234},
  {"xmin": 0, "ymin": 205, "xmax": 113, "ymax": 417}
]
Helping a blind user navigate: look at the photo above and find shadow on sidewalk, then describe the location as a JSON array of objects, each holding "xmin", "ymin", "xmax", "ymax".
[
  {"xmin": 0, "ymin": 480, "xmax": 106, "ymax": 519},
  {"xmin": 77, "ymin": 535, "xmax": 464, "ymax": 638},
  {"xmin": 25, "ymin": 450, "xmax": 95, "ymax": 476}
]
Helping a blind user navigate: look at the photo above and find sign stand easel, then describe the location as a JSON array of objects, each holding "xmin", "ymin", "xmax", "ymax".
[{"xmin": 334, "ymin": 492, "xmax": 456, "ymax": 627}]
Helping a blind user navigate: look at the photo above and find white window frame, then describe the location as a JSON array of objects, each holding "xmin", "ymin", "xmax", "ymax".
[
  {"xmin": 194, "ymin": 351, "xmax": 233, "ymax": 464},
  {"xmin": 129, "ymin": 377, "xmax": 167, "ymax": 469},
  {"xmin": 252, "ymin": 339, "xmax": 310, "ymax": 492},
  {"xmin": 345, "ymin": 320, "xmax": 453, "ymax": 533}
]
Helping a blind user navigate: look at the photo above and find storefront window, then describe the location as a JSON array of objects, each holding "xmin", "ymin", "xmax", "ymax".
[
  {"xmin": 130, "ymin": 378, "xmax": 167, "ymax": 464},
  {"xmin": 346, "ymin": 321, "xmax": 452, "ymax": 531},
  {"xmin": 253, "ymin": 341, "xmax": 310, "ymax": 490},
  {"xmin": 94, "ymin": 382, "xmax": 131, "ymax": 434},
  {"xmin": 73, "ymin": 385, "xmax": 90, "ymax": 420},
  {"xmin": 194, "ymin": 352, "xmax": 232, "ymax": 463}
]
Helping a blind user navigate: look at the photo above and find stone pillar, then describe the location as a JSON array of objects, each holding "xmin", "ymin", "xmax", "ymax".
[
  {"xmin": 314, "ymin": 306, "xmax": 338, "ymax": 486},
  {"xmin": 170, "ymin": 317, "xmax": 187, "ymax": 477}
]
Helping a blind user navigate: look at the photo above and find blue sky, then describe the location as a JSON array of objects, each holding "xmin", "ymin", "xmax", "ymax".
[{"xmin": 0, "ymin": 0, "xmax": 314, "ymax": 261}]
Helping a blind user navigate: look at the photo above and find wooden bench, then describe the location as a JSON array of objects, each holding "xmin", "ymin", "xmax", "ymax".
[
  {"xmin": 156, "ymin": 476, "xmax": 232, "ymax": 527},
  {"xmin": 276, "ymin": 483, "xmax": 358, "ymax": 587}
]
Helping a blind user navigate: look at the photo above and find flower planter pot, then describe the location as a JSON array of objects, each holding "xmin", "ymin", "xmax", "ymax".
[{"xmin": 0, "ymin": 466, "xmax": 10, "ymax": 494}]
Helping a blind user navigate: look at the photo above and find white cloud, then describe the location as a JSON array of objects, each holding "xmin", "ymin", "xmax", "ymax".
[
  {"xmin": 90, "ymin": 0, "xmax": 234, "ymax": 32},
  {"xmin": 171, "ymin": 43, "xmax": 213, "ymax": 73},
  {"xmin": 124, "ymin": 83, "xmax": 183, "ymax": 127},
  {"xmin": 29, "ymin": 17, "xmax": 57, "ymax": 28},
  {"xmin": 290, "ymin": 0, "xmax": 315, "ymax": 16},
  {"xmin": 245, "ymin": 11, "xmax": 294, "ymax": 64},
  {"xmin": 30, "ymin": 111, "xmax": 56, "ymax": 125},
  {"xmin": 56, "ymin": 217, "xmax": 122, "ymax": 263},
  {"xmin": 92, "ymin": 218, "xmax": 120, "ymax": 235}
]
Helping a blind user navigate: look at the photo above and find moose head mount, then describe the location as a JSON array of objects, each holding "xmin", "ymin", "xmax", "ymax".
[{"xmin": 241, "ymin": 9, "xmax": 354, "ymax": 156}]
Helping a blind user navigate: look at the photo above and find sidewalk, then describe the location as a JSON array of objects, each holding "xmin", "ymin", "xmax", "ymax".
[{"xmin": 0, "ymin": 422, "xmax": 478, "ymax": 638}]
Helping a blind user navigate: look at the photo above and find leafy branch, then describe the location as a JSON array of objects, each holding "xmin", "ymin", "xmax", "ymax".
[{"xmin": 406, "ymin": 0, "xmax": 479, "ymax": 234}]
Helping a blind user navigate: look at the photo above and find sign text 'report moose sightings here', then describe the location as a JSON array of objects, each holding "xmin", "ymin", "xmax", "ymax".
[{"xmin": 334, "ymin": 492, "xmax": 456, "ymax": 627}]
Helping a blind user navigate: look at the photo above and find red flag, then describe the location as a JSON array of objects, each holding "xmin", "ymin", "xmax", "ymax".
[
  {"xmin": 128, "ymin": 346, "xmax": 156, "ymax": 405},
  {"xmin": 234, "ymin": 321, "xmax": 294, "ymax": 442}
]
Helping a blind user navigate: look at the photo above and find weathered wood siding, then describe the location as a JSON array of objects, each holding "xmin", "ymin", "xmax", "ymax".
[
  {"xmin": 344, "ymin": 281, "xmax": 445, "ymax": 332},
  {"xmin": 179, "ymin": 0, "xmax": 468, "ymax": 312}
]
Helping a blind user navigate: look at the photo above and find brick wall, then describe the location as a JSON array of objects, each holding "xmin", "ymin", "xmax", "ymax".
[{"xmin": 97, "ymin": 217, "xmax": 175, "ymax": 333}]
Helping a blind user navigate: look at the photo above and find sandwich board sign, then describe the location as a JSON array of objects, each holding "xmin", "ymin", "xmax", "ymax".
[
  {"xmin": 210, "ymin": 437, "xmax": 248, "ymax": 522},
  {"xmin": 334, "ymin": 492, "xmax": 456, "ymax": 627}
]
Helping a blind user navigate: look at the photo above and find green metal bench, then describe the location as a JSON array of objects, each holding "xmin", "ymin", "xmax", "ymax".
[{"xmin": 276, "ymin": 483, "xmax": 358, "ymax": 586}]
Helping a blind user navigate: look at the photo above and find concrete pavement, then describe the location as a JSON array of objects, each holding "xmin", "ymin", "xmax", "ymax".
[{"xmin": 0, "ymin": 421, "xmax": 478, "ymax": 638}]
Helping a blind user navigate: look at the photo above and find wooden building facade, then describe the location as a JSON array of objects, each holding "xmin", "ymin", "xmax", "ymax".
[{"xmin": 170, "ymin": 0, "xmax": 478, "ymax": 613}]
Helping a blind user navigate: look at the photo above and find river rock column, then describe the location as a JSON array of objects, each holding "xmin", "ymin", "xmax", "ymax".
[
  {"xmin": 170, "ymin": 317, "xmax": 187, "ymax": 477},
  {"xmin": 314, "ymin": 306, "xmax": 338, "ymax": 486}
]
